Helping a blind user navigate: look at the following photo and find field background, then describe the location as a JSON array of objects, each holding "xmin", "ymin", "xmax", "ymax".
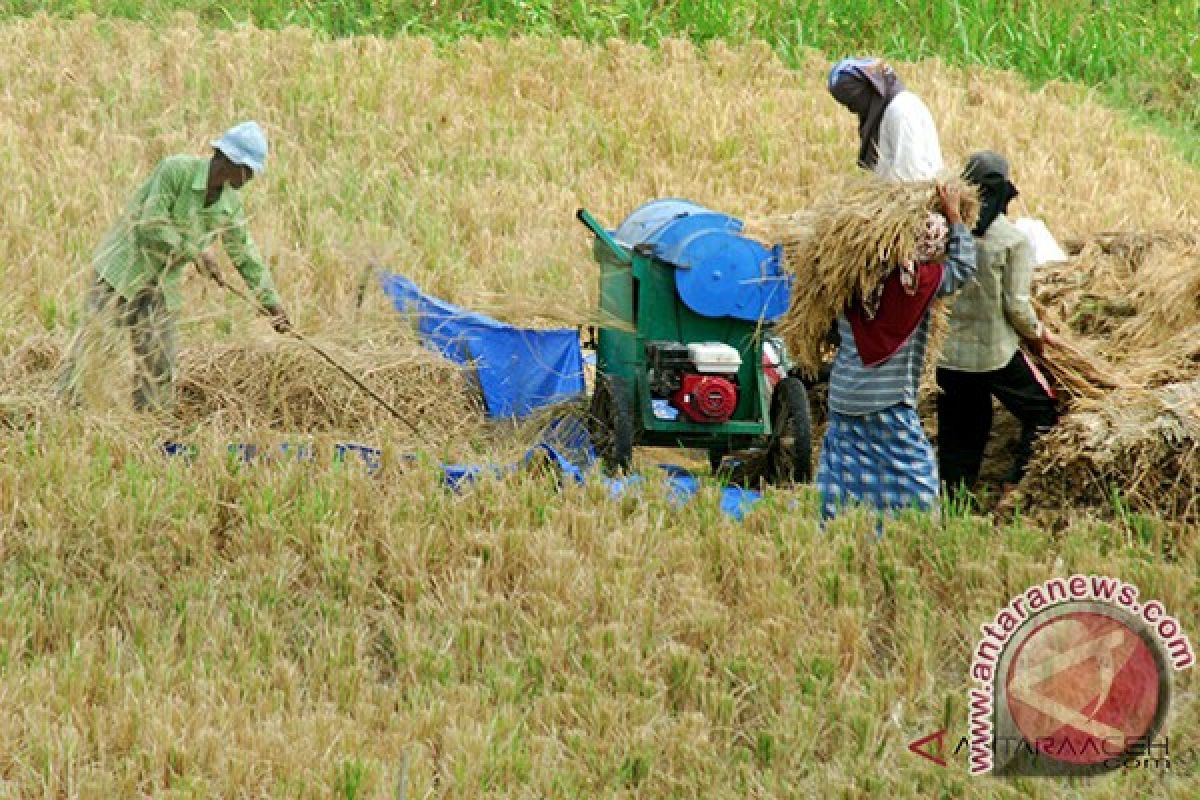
[
  {"xmin": 0, "ymin": 5, "xmax": 1197, "ymax": 799},
  {"xmin": 5, "ymin": 0, "xmax": 1198, "ymax": 161}
]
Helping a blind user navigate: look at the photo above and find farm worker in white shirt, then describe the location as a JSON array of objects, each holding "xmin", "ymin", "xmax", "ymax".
[{"xmin": 828, "ymin": 57, "xmax": 944, "ymax": 182}]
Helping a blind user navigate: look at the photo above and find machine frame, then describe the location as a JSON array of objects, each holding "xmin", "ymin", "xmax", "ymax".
[{"xmin": 577, "ymin": 207, "xmax": 812, "ymax": 483}]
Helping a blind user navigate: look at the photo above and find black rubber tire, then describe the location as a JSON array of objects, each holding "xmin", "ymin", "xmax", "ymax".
[
  {"xmin": 765, "ymin": 375, "xmax": 813, "ymax": 485},
  {"xmin": 588, "ymin": 373, "xmax": 635, "ymax": 473}
]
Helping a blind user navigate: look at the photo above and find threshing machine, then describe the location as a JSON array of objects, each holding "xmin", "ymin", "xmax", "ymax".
[{"xmin": 577, "ymin": 199, "xmax": 812, "ymax": 484}]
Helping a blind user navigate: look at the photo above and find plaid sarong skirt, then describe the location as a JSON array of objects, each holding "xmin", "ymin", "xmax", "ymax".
[{"xmin": 816, "ymin": 405, "xmax": 940, "ymax": 519}]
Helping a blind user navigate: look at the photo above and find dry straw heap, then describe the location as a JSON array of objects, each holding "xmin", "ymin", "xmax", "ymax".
[
  {"xmin": 174, "ymin": 334, "xmax": 481, "ymax": 436},
  {"xmin": 1022, "ymin": 380, "xmax": 1200, "ymax": 525},
  {"xmin": 1016, "ymin": 232, "xmax": 1200, "ymax": 525},
  {"xmin": 0, "ymin": 328, "xmax": 482, "ymax": 446},
  {"xmin": 1035, "ymin": 233, "xmax": 1200, "ymax": 389}
]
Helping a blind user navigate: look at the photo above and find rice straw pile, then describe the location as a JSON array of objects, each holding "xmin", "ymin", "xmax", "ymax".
[
  {"xmin": 1032, "ymin": 234, "xmax": 1200, "ymax": 389},
  {"xmin": 1011, "ymin": 231, "xmax": 1200, "ymax": 523},
  {"xmin": 1020, "ymin": 379, "xmax": 1200, "ymax": 526},
  {"xmin": 175, "ymin": 335, "xmax": 482, "ymax": 436},
  {"xmin": 766, "ymin": 174, "xmax": 979, "ymax": 379},
  {"xmin": 1060, "ymin": 231, "xmax": 1198, "ymax": 266},
  {"xmin": 0, "ymin": 329, "xmax": 483, "ymax": 441},
  {"xmin": 1027, "ymin": 307, "xmax": 1137, "ymax": 404}
]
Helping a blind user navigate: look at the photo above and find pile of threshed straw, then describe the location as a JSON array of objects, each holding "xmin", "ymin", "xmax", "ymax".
[
  {"xmin": 1016, "ymin": 233, "xmax": 1200, "ymax": 526},
  {"xmin": 174, "ymin": 334, "xmax": 481, "ymax": 437},
  {"xmin": 1, "ymin": 330, "xmax": 482, "ymax": 442},
  {"xmin": 1034, "ymin": 232, "xmax": 1200, "ymax": 390},
  {"xmin": 1021, "ymin": 380, "xmax": 1200, "ymax": 524}
]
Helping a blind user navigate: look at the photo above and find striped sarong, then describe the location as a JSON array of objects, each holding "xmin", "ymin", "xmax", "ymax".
[{"xmin": 816, "ymin": 404, "xmax": 939, "ymax": 520}]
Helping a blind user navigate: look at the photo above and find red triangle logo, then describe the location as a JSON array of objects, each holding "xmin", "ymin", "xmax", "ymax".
[{"xmin": 907, "ymin": 729, "xmax": 948, "ymax": 767}]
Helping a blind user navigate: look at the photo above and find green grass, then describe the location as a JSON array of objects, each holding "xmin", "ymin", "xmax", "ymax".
[{"xmin": 3, "ymin": 0, "xmax": 1197, "ymax": 159}]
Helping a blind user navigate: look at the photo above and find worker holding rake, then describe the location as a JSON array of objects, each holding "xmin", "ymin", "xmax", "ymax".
[{"xmin": 57, "ymin": 121, "xmax": 291, "ymax": 411}]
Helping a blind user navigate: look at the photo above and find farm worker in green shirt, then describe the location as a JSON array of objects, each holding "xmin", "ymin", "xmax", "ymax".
[{"xmin": 57, "ymin": 121, "xmax": 291, "ymax": 411}]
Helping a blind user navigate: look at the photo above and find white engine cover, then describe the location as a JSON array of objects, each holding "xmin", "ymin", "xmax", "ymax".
[{"xmin": 687, "ymin": 342, "xmax": 742, "ymax": 375}]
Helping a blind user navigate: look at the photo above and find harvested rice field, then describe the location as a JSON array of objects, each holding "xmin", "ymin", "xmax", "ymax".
[{"xmin": 0, "ymin": 14, "xmax": 1197, "ymax": 799}]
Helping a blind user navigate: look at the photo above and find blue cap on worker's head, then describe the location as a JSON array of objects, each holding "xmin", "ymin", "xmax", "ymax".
[
  {"xmin": 212, "ymin": 121, "xmax": 268, "ymax": 175},
  {"xmin": 827, "ymin": 56, "xmax": 879, "ymax": 91}
]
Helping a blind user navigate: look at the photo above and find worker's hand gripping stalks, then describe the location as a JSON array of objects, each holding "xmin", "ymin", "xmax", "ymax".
[{"xmin": 263, "ymin": 303, "xmax": 293, "ymax": 334}]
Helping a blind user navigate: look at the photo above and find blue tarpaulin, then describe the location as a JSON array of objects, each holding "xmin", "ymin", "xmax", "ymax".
[
  {"xmin": 380, "ymin": 274, "xmax": 585, "ymax": 418},
  {"xmin": 166, "ymin": 418, "xmax": 764, "ymax": 522},
  {"xmin": 506, "ymin": 414, "xmax": 763, "ymax": 522},
  {"xmin": 597, "ymin": 470, "xmax": 761, "ymax": 521}
]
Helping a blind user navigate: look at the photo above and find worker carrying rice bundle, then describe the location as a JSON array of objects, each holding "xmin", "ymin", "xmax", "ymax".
[
  {"xmin": 937, "ymin": 151, "xmax": 1061, "ymax": 501},
  {"xmin": 775, "ymin": 177, "xmax": 979, "ymax": 521},
  {"xmin": 57, "ymin": 121, "xmax": 291, "ymax": 411}
]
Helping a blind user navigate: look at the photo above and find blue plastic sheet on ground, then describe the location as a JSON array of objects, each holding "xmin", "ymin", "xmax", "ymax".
[
  {"xmin": 231, "ymin": 442, "xmax": 316, "ymax": 463},
  {"xmin": 442, "ymin": 463, "xmax": 513, "ymax": 491},
  {"xmin": 333, "ymin": 442, "xmax": 385, "ymax": 472},
  {"xmin": 379, "ymin": 273, "xmax": 586, "ymax": 418},
  {"xmin": 655, "ymin": 467, "xmax": 762, "ymax": 520},
  {"xmin": 163, "ymin": 417, "xmax": 763, "ymax": 521},
  {"xmin": 602, "ymin": 460, "xmax": 762, "ymax": 522},
  {"xmin": 518, "ymin": 415, "xmax": 764, "ymax": 521}
]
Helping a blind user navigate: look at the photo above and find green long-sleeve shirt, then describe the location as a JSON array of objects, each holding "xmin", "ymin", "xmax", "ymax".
[{"xmin": 94, "ymin": 155, "xmax": 282, "ymax": 313}]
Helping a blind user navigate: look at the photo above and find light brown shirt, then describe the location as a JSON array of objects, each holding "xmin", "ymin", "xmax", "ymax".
[{"xmin": 940, "ymin": 214, "xmax": 1041, "ymax": 372}]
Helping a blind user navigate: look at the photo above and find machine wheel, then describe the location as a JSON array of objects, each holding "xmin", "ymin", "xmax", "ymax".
[
  {"xmin": 588, "ymin": 373, "xmax": 634, "ymax": 472},
  {"xmin": 765, "ymin": 376, "xmax": 813, "ymax": 485}
]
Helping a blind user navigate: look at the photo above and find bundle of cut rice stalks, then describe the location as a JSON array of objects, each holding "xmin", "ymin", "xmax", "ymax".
[
  {"xmin": 1028, "ymin": 305, "xmax": 1138, "ymax": 405},
  {"xmin": 1033, "ymin": 234, "xmax": 1200, "ymax": 386},
  {"xmin": 766, "ymin": 174, "xmax": 979, "ymax": 378},
  {"xmin": 1019, "ymin": 379, "xmax": 1200, "ymax": 526}
]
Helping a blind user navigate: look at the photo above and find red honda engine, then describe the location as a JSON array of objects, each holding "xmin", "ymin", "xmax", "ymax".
[{"xmin": 672, "ymin": 374, "xmax": 738, "ymax": 423}]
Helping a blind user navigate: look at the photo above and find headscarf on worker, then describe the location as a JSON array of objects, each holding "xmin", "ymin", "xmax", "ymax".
[
  {"xmin": 828, "ymin": 57, "xmax": 906, "ymax": 171},
  {"xmin": 964, "ymin": 150, "xmax": 1020, "ymax": 237}
]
